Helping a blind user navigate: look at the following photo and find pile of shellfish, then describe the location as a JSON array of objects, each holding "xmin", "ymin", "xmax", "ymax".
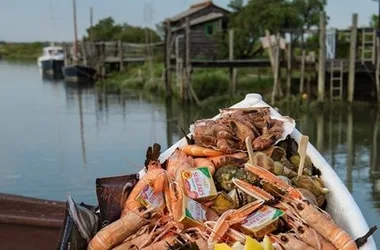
[{"xmin": 86, "ymin": 107, "xmax": 369, "ymax": 250}]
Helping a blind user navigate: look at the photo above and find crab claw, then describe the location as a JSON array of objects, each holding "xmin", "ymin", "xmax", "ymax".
[
  {"xmin": 232, "ymin": 178, "xmax": 274, "ymax": 201},
  {"xmin": 244, "ymin": 163, "xmax": 303, "ymax": 200},
  {"xmin": 207, "ymin": 200, "xmax": 263, "ymax": 245},
  {"xmin": 205, "ymin": 221, "xmax": 246, "ymax": 244}
]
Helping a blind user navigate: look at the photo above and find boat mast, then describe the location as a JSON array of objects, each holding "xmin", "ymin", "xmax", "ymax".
[
  {"xmin": 90, "ymin": 6, "xmax": 93, "ymax": 43},
  {"xmin": 72, "ymin": 0, "xmax": 79, "ymax": 61}
]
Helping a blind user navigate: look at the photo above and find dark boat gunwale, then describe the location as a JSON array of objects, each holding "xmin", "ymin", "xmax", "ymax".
[{"xmin": 0, "ymin": 193, "xmax": 66, "ymax": 228}]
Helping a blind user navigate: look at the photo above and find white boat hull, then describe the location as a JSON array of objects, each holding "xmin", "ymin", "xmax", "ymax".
[{"xmin": 140, "ymin": 93, "xmax": 377, "ymax": 250}]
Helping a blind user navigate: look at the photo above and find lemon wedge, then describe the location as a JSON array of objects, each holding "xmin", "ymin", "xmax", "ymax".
[
  {"xmin": 215, "ymin": 243, "xmax": 232, "ymax": 250},
  {"xmin": 245, "ymin": 236, "xmax": 263, "ymax": 250},
  {"xmin": 231, "ymin": 241, "xmax": 244, "ymax": 250},
  {"xmin": 262, "ymin": 235, "xmax": 274, "ymax": 250}
]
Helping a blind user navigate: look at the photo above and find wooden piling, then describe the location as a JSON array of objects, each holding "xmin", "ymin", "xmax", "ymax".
[
  {"xmin": 265, "ymin": 30, "xmax": 275, "ymax": 74},
  {"xmin": 63, "ymin": 43, "xmax": 68, "ymax": 66},
  {"xmin": 376, "ymin": 37, "xmax": 380, "ymax": 103},
  {"xmin": 286, "ymin": 35, "xmax": 292, "ymax": 97},
  {"xmin": 184, "ymin": 17, "xmax": 191, "ymax": 101},
  {"xmin": 229, "ymin": 29, "xmax": 236, "ymax": 97},
  {"xmin": 82, "ymin": 41, "xmax": 88, "ymax": 66},
  {"xmin": 90, "ymin": 7, "xmax": 94, "ymax": 43},
  {"xmin": 271, "ymin": 34, "xmax": 280, "ymax": 105},
  {"xmin": 165, "ymin": 21, "xmax": 172, "ymax": 97},
  {"xmin": 300, "ymin": 49, "xmax": 306, "ymax": 94},
  {"xmin": 348, "ymin": 14, "xmax": 358, "ymax": 103},
  {"xmin": 118, "ymin": 40, "xmax": 124, "ymax": 71},
  {"xmin": 318, "ymin": 11, "xmax": 326, "ymax": 102}
]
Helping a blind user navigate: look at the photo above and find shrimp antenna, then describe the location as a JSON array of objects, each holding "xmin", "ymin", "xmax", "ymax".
[
  {"xmin": 181, "ymin": 127, "xmax": 194, "ymax": 145},
  {"xmin": 355, "ymin": 225, "xmax": 378, "ymax": 248}
]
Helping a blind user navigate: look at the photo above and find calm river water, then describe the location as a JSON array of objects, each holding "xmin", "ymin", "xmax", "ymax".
[{"xmin": 0, "ymin": 61, "xmax": 379, "ymax": 245}]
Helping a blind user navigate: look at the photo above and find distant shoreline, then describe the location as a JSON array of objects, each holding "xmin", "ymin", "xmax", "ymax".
[{"xmin": 0, "ymin": 42, "xmax": 48, "ymax": 61}]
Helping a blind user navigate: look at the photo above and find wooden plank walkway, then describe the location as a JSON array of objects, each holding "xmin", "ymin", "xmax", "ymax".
[{"xmin": 104, "ymin": 56, "xmax": 145, "ymax": 63}]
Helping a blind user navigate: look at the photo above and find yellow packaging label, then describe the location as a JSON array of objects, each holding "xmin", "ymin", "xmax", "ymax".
[
  {"xmin": 181, "ymin": 167, "xmax": 217, "ymax": 201},
  {"xmin": 175, "ymin": 195, "xmax": 207, "ymax": 229},
  {"xmin": 135, "ymin": 183, "xmax": 164, "ymax": 210},
  {"xmin": 241, "ymin": 206, "xmax": 284, "ymax": 237}
]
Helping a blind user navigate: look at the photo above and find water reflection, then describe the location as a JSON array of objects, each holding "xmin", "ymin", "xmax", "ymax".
[{"xmin": 77, "ymin": 87, "xmax": 87, "ymax": 167}]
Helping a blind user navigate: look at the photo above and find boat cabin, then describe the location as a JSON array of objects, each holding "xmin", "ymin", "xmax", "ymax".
[
  {"xmin": 41, "ymin": 46, "xmax": 64, "ymax": 56},
  {"xmin": 165, "ymin": 0, "xmax": 230, "ymax": 60}
]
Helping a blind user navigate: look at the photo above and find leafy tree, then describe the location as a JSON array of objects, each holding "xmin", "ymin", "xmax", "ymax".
[
  {"xmin": 86, "ymin": 17, "xmax": 161, "ymax": 43},
  {"xmin": 370, "ymin": 14, "xmax": 378, "ymax": 28},
  {"xmin": 291, "ymin": 0, "xmax": 327, "ymax": 30},
  {"xmin": 223, "ymin": 0, "xmax": 327, "ymax": 59},
  {"xmin": 87, "ymin": 17, "xmax": 122, "ymax": 41},
  {"xmin": 228, "ymin": 0, "xmax": 244, "ymax": 13}
]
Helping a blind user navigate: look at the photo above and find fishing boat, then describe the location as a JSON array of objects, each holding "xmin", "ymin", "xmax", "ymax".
[
  {"xmin": 62, "ymin": 0, "xmax": 96, "ymax": 83},
  {"xmin": 0, "ymin": 94, "xmax": 377, "ymax": 249},
  {"xmin": 0, "ymin": 193, "xmax": 65, "ymax": 250},
  {"xmin": 37, "ymin": 46, "xmax": 65, "ymax": 78}
]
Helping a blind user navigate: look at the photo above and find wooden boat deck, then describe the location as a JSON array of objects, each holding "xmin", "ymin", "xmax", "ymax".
[{"xmin": 0, "ymin": 193, "xmax": 65, "ymax": 250}]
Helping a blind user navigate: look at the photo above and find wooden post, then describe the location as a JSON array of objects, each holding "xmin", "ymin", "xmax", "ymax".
[
  {"xmin": 183, "ymin": 17, "xmax": 191, "ymax": 101},
  {"xmin": 318, "ymin": 11, "xmax": 326, "ymax": 102},
  {"xmin": 90, "ymin": 7, "xmax": 94, "ymax": 43},
  {"xmin": 286, "ymin": 34, "xmax": 292, "ymax": 97},
  {"xmin": 165, "ymin": 98, "xmax": 173, "ymax": 149},
  {"xmin": 229, "ymin": 29, "xmax": 236, "ymax": 96},
  {"xmin": 307, "ymin": 73, "xmax": 311, "ymax": 97},
  {"xmin": 300, "ymin": 49, "xmax": 306, "ymax": 94},
  {"xmin": 63, "ymin": 43, "xmax": 68, "ymax": 66},
  {"xmin": 165, "ymin": 21, "xmax": 172, "ymax": 97},
  {"xmin": 265, "ymin": 30, "xmax": 275, "ymax": 74},
  {"xmin": 118, "ymin": 40, "xmax": 124, "ymax": 71},
  {"xmin": 82, "ymin": 41, "xmax": 88, "ymax": 66},
  {"xmin": 348, "ymin": 14, "xmax": 358, "ymax": 103},
  {"xmin": 377, "ymin": 36, "xmax": 380, "ymax": 102},
  {"xmin": 271, "ymin": 34, "xmax": 280, "ymax": 105}
]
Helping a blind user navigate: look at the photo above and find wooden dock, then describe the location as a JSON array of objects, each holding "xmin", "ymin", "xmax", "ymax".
[
  {"xmin": 163, "ymin": 10, "xmax": 380, "ymax": 103},
  {"xmin": 63, "ymin": 40, "xmax": 164, "ymax": 76}
]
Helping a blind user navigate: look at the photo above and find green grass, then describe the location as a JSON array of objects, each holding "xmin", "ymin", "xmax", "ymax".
[
  {"xmin": 99, "ymin": 64, "xmax": 278, "ymax": 104},
  {"xmin": 0, "ymin": 42, "xmax": 45, "ymax": 61}
]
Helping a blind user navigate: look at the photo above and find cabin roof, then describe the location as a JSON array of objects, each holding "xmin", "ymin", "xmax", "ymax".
[
  {"xmin": 43, "ymin": 46, "xmax": 63, "ymax": 51},
  {"xmin": 171, "ymin": 12, "xmax": 225, "ymax": 32},
  {"xmin": 166, "ymin": 0, "xmax": 229, "ymax": 23}
]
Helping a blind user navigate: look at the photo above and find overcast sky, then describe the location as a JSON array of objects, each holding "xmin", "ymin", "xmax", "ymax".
[{"xmin": 0, "ymin": 0, "xmax": 377, "ymax": 42}]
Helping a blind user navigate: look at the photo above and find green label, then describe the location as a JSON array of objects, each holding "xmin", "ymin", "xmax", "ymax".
[
  {"xmin": 198, "ymin": 167, "xmax": 211, "ymax": 178},
  {"xmin": 272, "ymin": 209, "xmax": 284, "ymax": 219},
  {"xmin": 185, "ymin": 209, "xmax": 194, "ymax": 219}
]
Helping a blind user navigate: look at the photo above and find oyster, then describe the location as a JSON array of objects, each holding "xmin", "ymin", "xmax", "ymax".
[
  {"xmin": 293, "ymin": 175, "xmax": 328, "ymax": 207},
  {"xmin": 214, "ymin": 166, "xmax": 258, "ymax": 192}
]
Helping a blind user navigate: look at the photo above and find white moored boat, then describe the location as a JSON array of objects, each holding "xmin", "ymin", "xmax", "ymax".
[
  {"xmin": 37, "ymin": 46, "xmax": 65, "ymax": 77},
  {"xmin": 138, "ymin": 93, "xmax": 378, "ymax": 250}
]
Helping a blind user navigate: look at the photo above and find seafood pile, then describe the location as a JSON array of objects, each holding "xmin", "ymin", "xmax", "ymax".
[{"xmin": 83, "ymin": 107, "xmax": 372, "ymax": 250}]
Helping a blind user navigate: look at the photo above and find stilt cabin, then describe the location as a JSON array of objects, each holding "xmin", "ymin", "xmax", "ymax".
[{"xmin": 165, "ymin": 1, "xmax": 230, "ymax": 60}]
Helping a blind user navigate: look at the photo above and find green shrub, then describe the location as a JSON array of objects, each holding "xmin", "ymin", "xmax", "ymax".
[
  {"xmin": 191, "ymin": 69, "xmax": 229, "ymax": 100},
  {"xmin": 237, "ymin": 75, "xmax": 273, "ymax": 94}
]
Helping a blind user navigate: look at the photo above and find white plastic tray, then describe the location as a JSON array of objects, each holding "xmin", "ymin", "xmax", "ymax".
[{"xmin": 140, "ymin": 93, "xmax": 377, "ymax": 250}]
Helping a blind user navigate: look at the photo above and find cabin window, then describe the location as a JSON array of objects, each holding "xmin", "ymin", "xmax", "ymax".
[{"xmin": 205, "ymin": 23, "xmax": 215, "ymax": 38}]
